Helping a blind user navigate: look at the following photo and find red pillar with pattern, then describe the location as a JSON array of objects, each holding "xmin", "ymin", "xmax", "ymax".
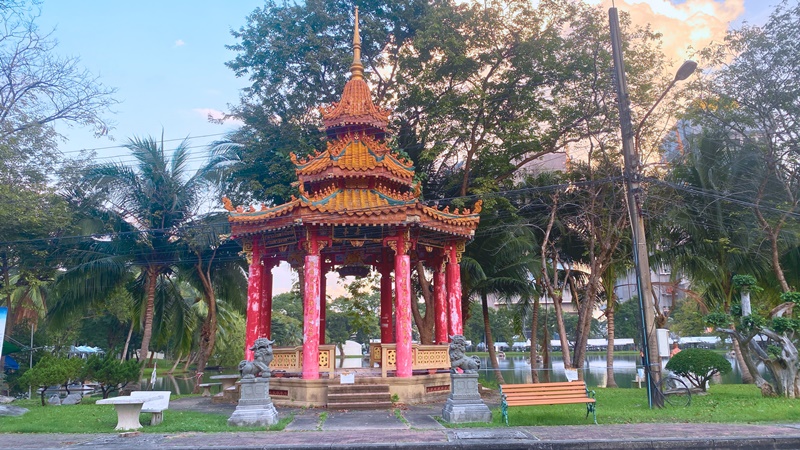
[
  {"xmin": 302, "ymin": 235, "xmax": 322, "ymax": 380},
  {"xmin": 446, "ymin": 242, "xmax": 463, "ymax": 336},
  {"xmin": 379, "ymin": 259, "xmax": 394, "ymax": 343},
  {"xmin": 434, "ymin": 255, "xmax": 448, "ymax": 344},
  {"xmin": 244, "ymin": 238, "xmax": 262, "ymax": 361},
  {"xmin": 320, "ymin": 266, "xmax": 327, "ymax": 345},
  {"xmin": 391, "ymin": 232, "xmax": 413, "ymax": 378}
]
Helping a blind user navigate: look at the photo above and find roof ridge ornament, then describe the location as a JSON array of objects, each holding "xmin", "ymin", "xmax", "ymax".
[{"xmin": 351, "ymin": 7, "xmax": 363, "ymax": 80}]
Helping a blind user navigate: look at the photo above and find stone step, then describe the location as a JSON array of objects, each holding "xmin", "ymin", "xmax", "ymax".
[
  {"xmin": 327, "ymin": 401, "xmax": 394, "ymax": 410},
  {"xmin": 327, "ymin": 384, "xmax": 390, "ymax": 394},
  {"xmin": 327, "ymin": 392, "xmax": 392, "ymax": 403}
]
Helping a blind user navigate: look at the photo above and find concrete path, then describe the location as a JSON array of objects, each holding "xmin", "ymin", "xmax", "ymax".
[{"xmin": 3, "ymin": 397, "xmax": 800, "ymax": 449}]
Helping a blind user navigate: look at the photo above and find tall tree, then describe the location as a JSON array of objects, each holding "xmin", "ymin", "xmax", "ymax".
[
  {"xmin": 54, "ymin": 136, "xmax": 206, "ymax": 363},
  {"xmin": 0, "ymin": 1, "xmax": 114, "ymax": 139},
  {"xmin": 694, "ymin": 0, "xmax": 800, "ymax": 293},
  {"xmin": 178, "ymin": 213, "xmax": 247, "ymax": 375}
]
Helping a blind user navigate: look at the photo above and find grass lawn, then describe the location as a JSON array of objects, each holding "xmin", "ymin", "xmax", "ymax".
[
  {"xmin": 0, "ymin": 396, "xmax": 292, "ymax": 433},
  {"xmin": 2, "ymin": 386, "xmax": 797, "ymax": 433},
  {"xmin": 469, "ymin": 384, "xmax": 800, "ymax": 427}
]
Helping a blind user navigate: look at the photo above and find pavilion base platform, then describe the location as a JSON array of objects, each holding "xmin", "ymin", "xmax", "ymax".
[{"xmin": 267, "ymin": 370, "xmax": 452, "ymax": 408}]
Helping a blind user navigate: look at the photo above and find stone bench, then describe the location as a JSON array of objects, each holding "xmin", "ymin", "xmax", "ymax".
[
  {"xmin": 96, "ymin": 394, "xmax": 159, "ymax": 430},
  {"xmin": 131, "ymin": 391, "xmax": 171, "ymax": 425},
  {"xmin": 198, "ymin": 382, "xmax": 222, "ymax": 397}
]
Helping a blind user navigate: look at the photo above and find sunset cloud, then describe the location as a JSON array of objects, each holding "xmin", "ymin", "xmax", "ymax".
[
  {"xmin": 588, "ymin": 0, "xmax": 745, "ymax": 61},
  {"xmin": 193, "ymin": 108, "xmax": 243, "ymax": 125}
]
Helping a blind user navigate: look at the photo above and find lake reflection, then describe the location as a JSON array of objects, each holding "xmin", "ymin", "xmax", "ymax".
[{"xmin": 477, "ymin": 354, "xmax": 752, "ymax": 388}]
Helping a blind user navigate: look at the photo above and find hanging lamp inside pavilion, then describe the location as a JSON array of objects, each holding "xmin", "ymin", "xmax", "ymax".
[{"xmin": 224, "ymin": 7, "xmax": 481, "ymax": 380}]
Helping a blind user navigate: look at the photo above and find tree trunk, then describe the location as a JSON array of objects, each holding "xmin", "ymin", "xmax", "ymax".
[
  {"xmin": 121, "ymin": 321, "xmax": 134, "ymax": 361},
  {"xmin": 605, "ymin": 306, "xmax": 618, "ymax": 388},
  {"xmin": 411, "ymin": 262, "xmax": 435, "ymax": 344},
  {"xmin": 167, "ymin": 352, "xmax": 182, "ymax": 375},
  {"xmin": 542, "ymin": 320, "xmax": 551, "ymax": 383},
  {"xmin": 138, "ymin": 267, "xmax": 158, "ymax": 368},
  {"xmin": 182, "ymin": 352, "xmax": 195, "ymax": 372},
  {"xmin": 573, "ymin": 273, "xmax": 602, "ymax": 376},
  {"xmin": 530, "ymin": 297, "xmax": 540, "ymax": 383},
  {"xmin": 338, "ymin": 343, "xmax": 346, "ymax": 368},
  {"xmin": 481, "ymin": 292, "xmax": 504, "ymax": 384},
  {"xmin": 552, "ymin": 296, "xmax": 571, "ymax": 369},
  {"xmin": 732, "ymin": 337, "xmax": 753, "ymax": 384},
  {"xmin": 194, "ymin": 262, "xmax": 218, "ymax": 377}
]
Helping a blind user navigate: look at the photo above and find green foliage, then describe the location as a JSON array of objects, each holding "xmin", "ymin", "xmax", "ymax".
[
  {"xmin": 732, "ymin": 275, "xmax": 761, "ymax": 293},
  {"xmin": 614, "ymin": 299, "xmax": 643, "ymax": 339},
  {"xmin": 704, "ymin": 312, "xmax": 732, "ymax": 329},
  {"xmin": 766, "ymin": 344, "xmax": 783, "ymax": 359},
  {"xmin": 779, "ymin": 291, "xmax": 800, "ymax": 305},
  {"xmin": 208, "ymin": 311, "xmax": 245, "ymax": 368},
  {"xmin": 665, "ymin": 348, "xmax": 731, "ymax": 392},
  {"xmin": 770, "ymin": 316, "xmax": 800, "ymax": 334},
  {"xmin": 18, "ymin": 355, "xmax": 84, "ymax": 406},
  {"xmin": 739, "ymin": 314, "xmax": 767, "ymax": 333},
  {"xmin": 81, "ymin": 354, "xmax": 140, "ymax": 399},
  {"xmin": 669, "ymin": 300, "xmax": 708, "ymax": 337}
]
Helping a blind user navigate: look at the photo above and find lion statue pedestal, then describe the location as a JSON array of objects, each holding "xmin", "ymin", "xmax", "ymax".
[
  {"xmin": 442, "ymin": 335, "xmax": 492, "ymax": 424},
  {"xmin": 228, "ymin": 338, "xmax": 279, "ymax": 427}
]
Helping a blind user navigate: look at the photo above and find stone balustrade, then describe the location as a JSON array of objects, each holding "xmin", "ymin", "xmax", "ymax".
[
  {"xmin": 370, "ymin": 343, "xmax": 450, "ymax": 377},
  {"xmin": 271, "ymin": 345, "xmax": 335, "ymax": 379}
]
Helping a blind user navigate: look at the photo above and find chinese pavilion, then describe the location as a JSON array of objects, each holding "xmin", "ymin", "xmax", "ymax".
[{"xmin": 224, "ymin": 9, "xmax": 481, "ymax": 384}]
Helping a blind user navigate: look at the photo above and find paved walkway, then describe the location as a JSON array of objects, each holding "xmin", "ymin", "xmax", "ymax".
[{"xmin": 3, "ymin": 397, "xmax": 800, "ymax": 449}]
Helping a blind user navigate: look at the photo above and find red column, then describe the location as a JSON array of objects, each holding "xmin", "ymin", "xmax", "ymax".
[
  {"xmin": 302, "ymin": 239, "xmax": 321, "ymax": 380},
  {"xmin": 393, "ymin": 234, "xmax": 412, "ymax": 378},
  {"xmin": 320, "ymin": 267, "xmax": 327, "ymax": 345},
  {"xmin": 447, "ymin": 243, "xmax": 463, "ymax": 336},
  {"xmin": 244, "ymin": 239, "xmax": 262, "ymax": 361},
  {"xmin": 259, "ymin": 261, "xmax": 274, "ymax": 340},
  {"xmin": 380, "ymin": 262, "xmax": 394, "ymax": 343},
  {"xmin": 434, "ymin": 257, "xmax": 448, "ymax": 344}
]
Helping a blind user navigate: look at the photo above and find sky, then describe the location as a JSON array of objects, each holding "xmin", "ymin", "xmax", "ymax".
[{"xmin": 35, "ymin": 0, "xmax": 780, "ymax": 296}]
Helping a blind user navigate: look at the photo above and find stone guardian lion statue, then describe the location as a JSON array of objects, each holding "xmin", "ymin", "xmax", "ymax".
[
  {"xmin": 238, "ymin": 337, "xmax": 275, "ymax": 379},
  {"xmin": 449, "ymin": 334, "xmax": 480, "ymax": 374}
]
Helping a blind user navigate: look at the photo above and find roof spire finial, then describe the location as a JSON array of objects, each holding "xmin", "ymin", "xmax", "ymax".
[{"xmin": 350, "ymin": 6, "xmax": 364, "ymax": 80}]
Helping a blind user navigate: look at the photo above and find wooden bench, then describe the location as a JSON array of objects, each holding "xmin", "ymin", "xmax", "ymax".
[
  {"xmin": 198, "ymin": 382, "xmax": 222, "ymax": 397},
  {"xmin": 130, "ymin": 391, "xmax": 171, "ymax": 425},
  {"xmin": 500, "ymin": 381, "xmax": 597, "ymax": 426}
]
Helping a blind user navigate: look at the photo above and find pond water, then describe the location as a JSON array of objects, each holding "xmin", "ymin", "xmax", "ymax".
[
  {"xmin": 141, "ymin": 353, "xmax": 760, "ymax": 394},
  {"xmin": 475, "ymin": 354, "xmax": 758, "ymax": 388}
]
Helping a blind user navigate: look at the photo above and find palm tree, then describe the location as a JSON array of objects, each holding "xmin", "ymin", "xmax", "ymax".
[
  {"xmin": 462, "ymin": 211, "xmax": 538, "ymax": 385},
  {"xmin": 53, "ymin": 135, "xmax": 206, "ymax": 363},
  {"xmin": 177, "ymin": 213, "xmax": 248, "ymax": 375},
  {"xmin": 655, "ymin": 129, "xmax": 770, "ymax": 383}
]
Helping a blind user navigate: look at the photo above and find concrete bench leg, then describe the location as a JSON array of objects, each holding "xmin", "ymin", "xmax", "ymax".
[
  {"xmin": 149, "ymin": 411, "xmax": 163, "ymax": 426},
  {"xmin": 112, "ymin": 403, "xmax": 144, "ymax": 430},
  {"xmin": 201, "ymin": 386, "xmax": 212, "ymax": 397}
]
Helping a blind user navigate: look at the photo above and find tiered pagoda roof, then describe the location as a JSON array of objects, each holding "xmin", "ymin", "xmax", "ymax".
[{"xmin": 226, "ymin": 8, "xmax": 480, "ymax": 247}]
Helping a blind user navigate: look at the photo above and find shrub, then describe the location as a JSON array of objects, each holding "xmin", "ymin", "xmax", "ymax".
[
  {"xmin": 18, "ymin": 355, "xmax": 84, "ymax": 406},
  {"xmin": 81, "ymin": 354, "xmax": 140, "ymax": 399},
  {"xmin": 666, "ymin": 348, "xmax": 731, "ymax": 392}
]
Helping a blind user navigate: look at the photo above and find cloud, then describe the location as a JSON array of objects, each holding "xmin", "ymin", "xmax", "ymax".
[
  {"xmin": 193, "ymin": 108, "xmax": 243, "ymax": 125},
  {"xmin": 589, "ymin": 0, "xmax": 745, "ymax": 62},
  {"xmin": 174, "ymin": 39, "xmax": 185, "ymax": 47}
]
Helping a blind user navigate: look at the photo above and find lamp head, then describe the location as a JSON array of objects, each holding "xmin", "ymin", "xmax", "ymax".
[{"xmin": 674, "ymin": 60, "xmax": 697, "ymax": 81}]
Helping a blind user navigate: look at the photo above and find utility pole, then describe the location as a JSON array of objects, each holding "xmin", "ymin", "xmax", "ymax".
[{"xmin": 608, "ymin": 6, "xmax": 663, "ymax": 408}]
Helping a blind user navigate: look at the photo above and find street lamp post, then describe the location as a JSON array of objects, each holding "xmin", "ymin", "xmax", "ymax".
[{"xmin": 609, "ymin": 6, "xmax": 695, "ymax": 409}]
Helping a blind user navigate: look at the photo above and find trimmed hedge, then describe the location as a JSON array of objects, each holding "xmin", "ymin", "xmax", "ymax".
[{"xmin": 665, "ymin": 348, "xmax": 731, "ymax": 392}]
